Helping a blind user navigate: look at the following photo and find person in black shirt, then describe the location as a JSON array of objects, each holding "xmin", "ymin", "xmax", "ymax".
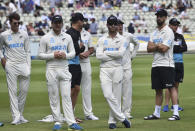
[
  {"xmin": 66, "ymin": 12, "xmax": 86, "ymax": 123},
  {"xmin": 163, "ymin": 18, "xmax": 187, "ymax": 112}
]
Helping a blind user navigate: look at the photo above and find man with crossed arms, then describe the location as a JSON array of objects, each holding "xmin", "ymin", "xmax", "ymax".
[{"xmin": 96, "ymin": 15, "xmax": 131, "ymax": 129}]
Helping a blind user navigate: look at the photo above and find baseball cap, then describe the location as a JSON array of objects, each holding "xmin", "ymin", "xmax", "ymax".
[
  {"xmin": 70, "ymin": 13, "xmax": 87, "ymax": 22},
  {"xmin": 52, "ymin": 15, "xmax": 63, "ymax": 23},
  {"xmin": 107, "ymin": 15, "xmax": 118, "ymax": 25},
  {"xmin": 118, "ymin": 19, "xmax": 124, "ymax": 25},
  {"xmin": 169, "ymin": 18, "xmax": 180, "ymax": 26},
  {"xmin": 155, "ymin": 9, "xmax": 168, "ymax": 17}
]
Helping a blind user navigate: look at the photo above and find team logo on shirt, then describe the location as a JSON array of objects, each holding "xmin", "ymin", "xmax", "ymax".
[
  {"xmin": 62, "ymin": 38, "xmax": 66, "ymax": 41},
  {"xmin": 8, "ymin": 35, "xmax": 12, "ymax": 41},
  {"xmin": 19, "ymin": 35, "xmax": 23, "ymax": 39},
  {"xmin": 50, "ymin": 38, "xmax": 55, "ymax": 44}
]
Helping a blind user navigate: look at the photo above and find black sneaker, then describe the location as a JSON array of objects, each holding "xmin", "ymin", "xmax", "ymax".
[
  {"xmin": 144, "ymin": 114, "xmax": 160, "ymax": 120},
  {"xmin": 122, "ymin": 119, "xmax": 131, "ymax": 128},
  {"xmin": 109, "ymin": 123, "xmax": 117, "ymax": 129}
]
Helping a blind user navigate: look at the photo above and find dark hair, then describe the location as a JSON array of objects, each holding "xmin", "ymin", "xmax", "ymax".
[{"xmin": 9, "ymin": 13, "xmax": 20, "ymax": 22}]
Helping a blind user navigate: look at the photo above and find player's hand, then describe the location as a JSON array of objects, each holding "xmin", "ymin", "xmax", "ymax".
[
  {"xmin": 79, "ymin": 53, "xmax": 86, "ymax": 59},
  {"xmin": 59, "ymin": 52, "xmax": 66, "ymax": 59},
  {"xmin": 1, "ymin": 58, "xmax": 6, "ymax": 69},
  {"xmin": 54, "ymin": 51, "xmax": 61, "ymax": 59},
  {"xmin": 80, "ymin": 42, "xmax": 84, "ymax": 48},
  {"xmin": 80, "ymin": 51, "xmax": 90, "ymax": 59}
]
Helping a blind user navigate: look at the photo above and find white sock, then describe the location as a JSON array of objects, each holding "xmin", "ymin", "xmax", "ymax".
[
  {"xmin": 173, "ymin": 105, "xmax": 179, "ymax": 116},
  {"xmin": 153, "ymin": 105, "xmax": 161, "ymax": 118}
]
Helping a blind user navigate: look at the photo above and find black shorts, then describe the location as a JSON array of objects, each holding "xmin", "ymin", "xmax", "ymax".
[
  {"xmin": 69, "ymin": 64, "xmax": 82, "ymax": 88},
  {"xmin": 151, "ymin": 67, "xmax": 175, "ymax": 90},
  {"xmin": 174, "ymin": 63, "xmax": 184, "ymax": 83}
]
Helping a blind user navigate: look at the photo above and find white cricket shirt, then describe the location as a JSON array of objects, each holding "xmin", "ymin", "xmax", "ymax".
[
  {"xmin": 96, "ymin": 33, "xmax": 126, "ymax": 68},
  {"xmin": 150, "ymin": 25, "xmax": 174, "ymax": 67},
  {"xmin": 38, "ymin": 30, "xmax": 75, "ymax": 69}
]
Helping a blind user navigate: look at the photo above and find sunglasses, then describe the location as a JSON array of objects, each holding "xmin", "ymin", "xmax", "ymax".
[
  {"xmin": 108, "ymin": 21, "xmax": 118, "ymax": 26},
  {"xmin": 13, "ymin": 22, "xmax": 20, "ymax": 25}
]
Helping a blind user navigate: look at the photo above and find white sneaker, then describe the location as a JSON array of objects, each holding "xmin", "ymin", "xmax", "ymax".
[
  {"xmin": 20, "ymin": 116, "xmax": 29, "ymax": 124},
  {"xmin": 11, "ymin": 116, "xmax": 21, "ymax": 125},
  {"xmin": 37, "ymin": 115, "xmax": 54, "ymax": 122},
  {"xmin": 85, "ymin": 115, "xmax": 99, "ymax": 120}
]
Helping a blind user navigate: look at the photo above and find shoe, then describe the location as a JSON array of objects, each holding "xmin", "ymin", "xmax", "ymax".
[
  {"xmin": 0, "ymin": 122, "xmax": 4, "ymax": 127},
  {"xmin": 162, "ymin": 105, "xmax": 169, "ymax": 112},
  {"xmin": 171, "ymin": 106, "xmax": 184, "ymax": 111},
  {"xmin": 85, "ymin": 115, "xmax": 99, "ymax": 120},
  {"xmin": 20, "ymin": 116, "xmax": 29, "ymax": 124},
  {"xmin": 109, "ymin": 123, "xmax": 117, "ymax": 129},
  {"xmin": 53, "ymin": 122, "xmax": 62, "ymax": 131},
  {"xmin": 168, "ymin": 115, "xmax": 180, "ymax": 121},
  {"xmin": 144, "ymin": 114, "xmax": 160, "ymax": 120},
  {"xmin": 68, "ymin": 123, "xmax": 83, "ymax": 130},
  {"xmin": 122, "ymin": 118, "xmax": 131, "ymax": 128},
  {"xmin": 11, "ymin": 116, "xmax": 21, "ymax": 125},
  {"xmin": 37, "ymin": 115, "xmax": 54, "ymax": 122}
]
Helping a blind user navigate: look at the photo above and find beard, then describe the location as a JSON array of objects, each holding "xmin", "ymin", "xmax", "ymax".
[{"xmin": 157, "ymin": 20, "xmax": 164, "ymax": 27}]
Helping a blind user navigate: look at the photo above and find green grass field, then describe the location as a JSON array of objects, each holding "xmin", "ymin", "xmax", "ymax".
[{"xmin": 0, "ymin": 54, "xmax": 195, "ymax": 131}]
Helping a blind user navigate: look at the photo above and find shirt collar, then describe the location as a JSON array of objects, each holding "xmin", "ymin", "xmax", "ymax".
[
  {"xmin": 9, "ymin": 29, "xmax": 21, "ymax": 34},
  {"xmin": 51, "ymin": 30, "xmax": 63, "ymax": 36},
  {"xmin": 106, "ymin": 32, "xmax": 120, "ymax": 39}
]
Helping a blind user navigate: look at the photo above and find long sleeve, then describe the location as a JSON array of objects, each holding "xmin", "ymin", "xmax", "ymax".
[
  {"xmin": 0, "ymin": 35, "xmax": 4, "ymax": 59},
  {"xmin": 173, "ymin": 34, "xmax": 187, "ymax": 53},
  {"xmin": 66, "ymin": 36, "xmax": 76, "ymax": 59},
  {"xmin": 105, "ymin": 39, "xmax": 126, "ymax": 58},
  {"xmin": 96, "ymin": 39, "xmax": 112, "ymax": 61},
  {"xmin": 130, "ymin": 34, "xmax": 139, "ymax": 59},
  {"xmin": 38, "ymin": 37, "xmax": 54, "ymax": 60},
  {"xmin": 24, "ymin": 33, "xmax": 31, "ymax": 67}
]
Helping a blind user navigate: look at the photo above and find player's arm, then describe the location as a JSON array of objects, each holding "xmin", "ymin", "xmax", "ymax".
[
  {"xmin": 96, "ymin": 39, "xmax": 112, "ymax": 61},
  {"xmin": 157, "ymin": 31, "xmax": 174, "ymax": 53},
  {"xmin": 105, "ymin": 39, "xmax": 126, "ymax": 58},
  {"xmin": 65, "ymin": 36, "xmax": 76, "ymax": 59},
  {"xmin": 38, "ymin": 37, "xmax": 55, "ymax": 60},
  {"xmin": 147, "ymin": 41, "xmax": 158, "ymax": 52},
  {"xmin": 0, "ymin": 35, "xmax": 6, "ymax": 69},
  {"xmin": 24, "ymin": 32, "xmax": 31, "ymax": 68},
  {"xmin": 80, "ymin": 36, "xmax": 94, "ymax": 59},
  {"xmin": 130, "ymin": 34, "xmax": 139, "ymax": 59},
  {"xmin": 173, "ymin": 34, "xmax": 187, "ymax": 53}
]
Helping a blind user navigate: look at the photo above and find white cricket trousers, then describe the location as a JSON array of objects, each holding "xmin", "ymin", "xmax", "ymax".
[
  {"xmin": 5, "ymin": 62, "xmax": 30, "ymax": 120},
  {"xmin": 46, "ymin": 68, "xmax": 76, "ymax": 125},
  {"xmin": 122, "ymin": 68, "xmax": 133, "ymax": 118},
  {"xmin": 100, "ymin": 66, "xmax": 125, "ymax": 124},
  {"xmin": 80, "ymin": 62, "xmax": 93, "ymax": 116}
]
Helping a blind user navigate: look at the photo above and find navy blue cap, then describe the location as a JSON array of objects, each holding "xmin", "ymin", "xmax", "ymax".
[
  {"xmin": 169, "ymin": 18, "xmax": 180, "ymax": 26},
  {"xmin": 155, "ymin": 9, "xmax": 168, "ymax": 17},
  {"xmin": 118, "ymin": 19, "xmax": 124, "ymax": 25},
  {"xmin": 52, "ymin": 15, "xmax": 63, "ymax": 23},
  {"xmin": 107, "ymin": 15, "xmax": 118, "ymax": 25}
]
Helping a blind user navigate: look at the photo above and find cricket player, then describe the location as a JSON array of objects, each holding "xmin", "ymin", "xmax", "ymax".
[
  {"xmin": 38, "ymin": 15, "xmax": 83, "ymax": 130},
  {"xmin": 117, "ymin": 19, "xmax": 139, "ymax": 119},
  {"xmin": 66, "ymin": 12, "xmax": 86, "ymax": 123},
  {"xmin": 144, "ymin": 9, "xmax": 180, "ymax": 121},
  {"xmin": 0, "ymin": 13, "xmax": 30, "ymax": 125},
  {"xmin": 80, "ymin": 28, "xmax": 99, "ymax": 120},
  {"xmin": 162, "ymin": 18, "xmax": 187, "ymax": 112},
  {"xmin": 96, "ymin": 15, "xmax": 131, "ymax": 129}
]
